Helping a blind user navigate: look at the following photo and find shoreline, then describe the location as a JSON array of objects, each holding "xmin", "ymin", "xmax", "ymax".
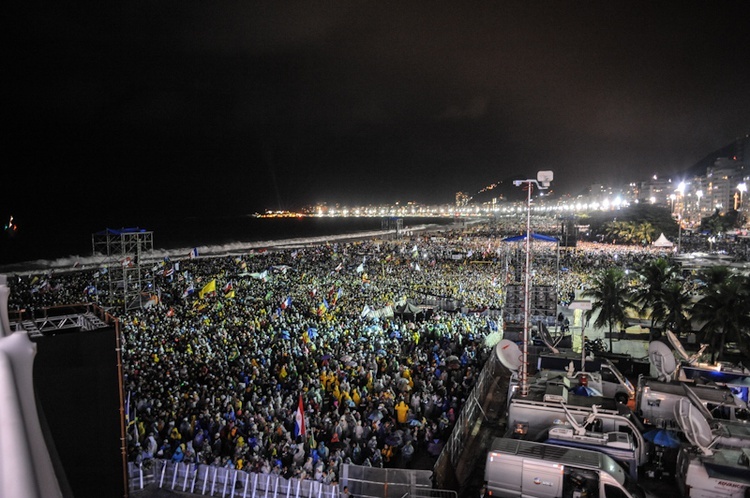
[{"xmin": 0, "ymin": 221, "xmax": 462, "ymax": 276}]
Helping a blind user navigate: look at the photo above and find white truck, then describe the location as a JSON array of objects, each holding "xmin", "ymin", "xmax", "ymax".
[
  {"xmin": 537, "ymin": 353, "xmax": 636, "ymax": 404},
  {"xmin": 636, "ymin": 376, "xmax": 747, "ymax": 428},
  {"xmin": 673, "ymin": 397, "xmax": 750, "ymax": 497},
  {"xmin": 484, "ymin": 438, "xmax": 651, "ymax": 498}
]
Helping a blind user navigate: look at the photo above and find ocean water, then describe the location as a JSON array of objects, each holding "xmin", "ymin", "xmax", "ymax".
[{"xmin": 0, "ymin": 215, "xmax": 459, "ymax": 272}]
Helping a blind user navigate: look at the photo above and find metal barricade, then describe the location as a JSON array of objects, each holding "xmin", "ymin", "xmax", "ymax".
[{"xmin": 138, "ymin": 460, "xmax": 340, "ymax": 498}]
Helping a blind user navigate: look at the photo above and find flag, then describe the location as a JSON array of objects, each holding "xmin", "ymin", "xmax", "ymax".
[
  {"xmin": 223, "ymin": 281, "xmax": 233, "ymax": 294},
  {"xmin": 281, "ymin": 296, "xmax": 292, "ymax": 310},
  {"xmin": 182, "ymin": 283, "xmax": 195, "ymax": 299},
  {"xmin": 225, "ymin": 289, "xmax": 236, "ymax": 299},
  {"xmin": 164, "ymin": 266, "xmax": 174, "ymax": 279},
  {"xmin": 199, "ymin": 279, "xmax": 216, "ymax": 298},
  {"xmin": 294, "ymin": 394, "xmax": 306, "ymax": 438},
  {"xmin": 356, "ymin": 263, "xmax": 364, "ymax": 273},
  {"xmin": 189, "ymin": 247, "xmax": 199, "ymax": 259},
  {"xmin": 361, "ymin": 304, "xmax": 372, "ymax": 318},
  {"xmin": 125, "ymin": 390, "xmax": 133, "ymax": 427}
]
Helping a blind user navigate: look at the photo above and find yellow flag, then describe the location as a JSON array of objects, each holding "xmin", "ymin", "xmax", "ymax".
[{"xmin": 199, "ymin": 279, "xmax": 216, "ymax": 298}]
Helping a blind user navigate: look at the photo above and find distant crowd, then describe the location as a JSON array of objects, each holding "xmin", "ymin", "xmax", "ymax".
[{"xmin": 4, "ymin": 223, "xmax": 675, "ymax": 485}]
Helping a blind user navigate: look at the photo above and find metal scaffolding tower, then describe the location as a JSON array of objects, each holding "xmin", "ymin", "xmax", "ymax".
[{"xmin": 91, "ymin": 228, "xmax": 154, "ymax": 312}]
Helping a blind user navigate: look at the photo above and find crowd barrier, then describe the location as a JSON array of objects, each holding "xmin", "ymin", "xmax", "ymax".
[
  {"xmin": 128, "ymin": 461, "xmax": 456, "ymax": 498},
  {"xmin": 128, "ymin": 460, "xmax": 340, "ymax": 498}
]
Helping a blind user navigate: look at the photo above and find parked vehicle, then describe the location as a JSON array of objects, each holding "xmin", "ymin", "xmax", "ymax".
[
  {"xmin": 544, "ymin": 403, "xmax": 639, "ymax": 480},
  {"xmin": 506, "ymin": 394, "xmax": 649, "ymax": 467},
  {"xmin": 484, "ymin": 438, "xmax": 651, "ymax": 498},
  {"xmin": 679, "ymin": 363, "xmax": 750, "ymax": 409},
  {"xmin": 538, "ymin": 353, "xmax": 635, "ymax": 403},
  {"xmin": 673, "ymin": 398, "xmax": 750, "ymax": 497},
  {"xmin": 636, "ymin": 376, "xmax": 748, "ymax": 427}
]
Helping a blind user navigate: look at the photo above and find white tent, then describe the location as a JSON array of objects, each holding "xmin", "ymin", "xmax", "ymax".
[{"xmin": 652, "ymin": 233, "xmax": 674, "ymax": 247}]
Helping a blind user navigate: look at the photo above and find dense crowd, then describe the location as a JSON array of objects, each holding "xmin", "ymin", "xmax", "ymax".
[{"xmin": 4, "ymin": 224, "xmax": 676, "ymax": 485}]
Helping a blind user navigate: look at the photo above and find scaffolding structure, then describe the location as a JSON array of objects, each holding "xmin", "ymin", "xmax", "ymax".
[{"xmin": 92, "ymin": 228, "xmax": 155, "ymax": 312}]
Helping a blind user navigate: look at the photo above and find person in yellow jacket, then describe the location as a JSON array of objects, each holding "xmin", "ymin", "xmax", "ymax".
[{"xmin": 395, "ymin": 398, "xmax": 409, "ymax": 425}]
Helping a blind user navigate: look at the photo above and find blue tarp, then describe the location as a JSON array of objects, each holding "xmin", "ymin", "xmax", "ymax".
[{"xmin": 503, "ymin": 233, "xmax": 559, "ymax": 243}]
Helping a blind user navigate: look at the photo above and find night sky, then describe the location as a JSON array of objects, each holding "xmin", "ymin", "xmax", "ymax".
[{"xmin": 7, "ymin": 2, "xmax": 750, "ymax": 222}]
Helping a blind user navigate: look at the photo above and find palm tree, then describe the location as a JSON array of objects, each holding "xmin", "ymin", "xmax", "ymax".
[
  {"xmin": 631, "ymin": 258, "xmax": 682, "ymax": 340},
  {"xmin": 690, "ymin": 267, "xmax": 750, "ymax": 363},
  {"xmin": 660, "ymin": 280, "xmax": 693, "ymax": 337},
  {"xmin": 634, "ymin": 222, "xmax": 656, "ymax": 245},
  {"xmin": 582, "ymin": 268, "xmax": 637, "ymax": 352}
]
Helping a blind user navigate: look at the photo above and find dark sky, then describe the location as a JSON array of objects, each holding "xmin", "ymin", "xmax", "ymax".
[{"xmin": 7, "ymin": 2, "xmax": 750, "ymax": 220}]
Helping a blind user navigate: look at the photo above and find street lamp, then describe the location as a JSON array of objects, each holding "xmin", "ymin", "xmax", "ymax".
[
  {"xmin": 513, "ymin": 170, "xmax": 553, "ymax": 397},
  {"xmin": 676, "ymin": 182, "xmax": 685, "ymax": 253}
]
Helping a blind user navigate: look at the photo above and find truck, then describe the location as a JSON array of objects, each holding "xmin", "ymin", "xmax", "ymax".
[
  {"xmin": 506, "ymin": 393, "xmax": 649, "ymax": 468},
  {"xmin": 673, "ymin": 397, "xmax": 750, "ymax": 497},
  {"xmin": 537, "ymin": 352, "xmax": 635, "ymax": 403},
  {"xmin": 679, "ymin": 363, "xmax": 750, "ymax": 410},
  {"xmin": 636, "ymin": 376, "xmax": 747, "ymax": 428},
  {"xmin": 484, "ymin": 438, "xmax": 650, "ymax": 498}
]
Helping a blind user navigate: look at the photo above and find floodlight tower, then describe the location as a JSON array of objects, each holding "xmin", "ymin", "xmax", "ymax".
[{"xmin": 513, "ymin": 170, "xmax": 553, "ymax": 397}]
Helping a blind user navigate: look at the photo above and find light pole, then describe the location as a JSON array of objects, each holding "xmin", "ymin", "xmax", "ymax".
[
  {"xmin": 676, "ymin": 182, "xmax": 685, "ymax": 253},
  {"xmin": 513, "ymin": 171, "xmax": 553, "ymax": 397}
]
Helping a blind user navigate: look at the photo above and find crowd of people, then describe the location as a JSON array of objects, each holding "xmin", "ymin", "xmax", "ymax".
[{"xmin": 4, "ymin": 222, "xmax": 675, "ymax": 486}]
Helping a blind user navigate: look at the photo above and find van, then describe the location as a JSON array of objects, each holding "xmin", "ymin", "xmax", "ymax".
[
  {"xmin": 484, "ymin": 438, "xmax": 650, "ymax": 498},
  {"xmin": 538, "ymin": 353, "xmax": 635, "ymax": 403},
  {"xmin": 675, "ymin": 444, "xmax": 750, "ymax": 497},
  {"xmin": 636, "ymin": 376, "xmax": 747, "ymax": 427},
  {"xmin": 507, "ymin": 396, "xmax": 649, "ymax": 467}
]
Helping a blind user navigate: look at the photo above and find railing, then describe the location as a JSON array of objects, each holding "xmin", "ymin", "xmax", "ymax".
[
  {"xmin": 128, "ymin": 461, "xmax": 457, "ymax": 498},
  {"xmin": 128, "ymin": 460, "xmax": 340, "ymax": 498}
]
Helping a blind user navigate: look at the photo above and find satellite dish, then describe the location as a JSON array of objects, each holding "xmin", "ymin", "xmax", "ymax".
[
  {"xmin": 666, "ymin": 330, "xmax": 709, "ymax": 365},
  {"xmin": 682, "ymin": 383, "xmax": 715, "ymax": 422},
  {"xmin": 675, "ymin": 398, "xmax": 715, "ymax": 456},
  {"xmin": 496, "ymin": 339, "xmax": 522, "ymax": 372},
  {"xmin": 649, "ymin": 340, "xmax": 678, "ymax": 381}
]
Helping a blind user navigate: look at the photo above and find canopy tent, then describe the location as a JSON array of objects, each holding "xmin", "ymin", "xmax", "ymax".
[
  {"xmin": 394, "ymin": 301, "xmax": 432, "ymax": 321},
  {"xmin": 502, "ymin": 233, "xmax": 559, "ymax": 243},
  {"xmin": 652, "ymin": 233, "xmax": 674, "ymax": 247}
]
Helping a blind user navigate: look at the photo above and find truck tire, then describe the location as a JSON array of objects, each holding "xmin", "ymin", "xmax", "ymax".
[{"xmin": 615, "ymin": 393, "xmax": 628, "ymax": 404}]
